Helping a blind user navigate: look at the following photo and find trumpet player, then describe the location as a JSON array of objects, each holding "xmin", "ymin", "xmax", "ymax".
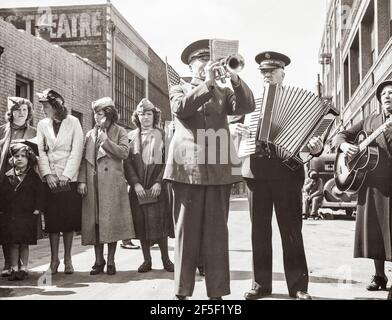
[{"xmin": 163, "ymin": 39, "xmax": 255, "ymax": 300}]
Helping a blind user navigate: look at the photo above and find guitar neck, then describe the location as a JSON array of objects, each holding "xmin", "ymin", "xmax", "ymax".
[{"xmin": 358, "ymin": 121, "xmax": 390, "ymax": 152}]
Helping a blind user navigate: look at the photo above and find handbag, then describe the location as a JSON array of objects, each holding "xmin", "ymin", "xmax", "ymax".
[
  {"xmin": 137, "ymin": 189, "xmax": 158, "ymax": 205},
  {"xmin": 50, "ymin": 182, "xmax": 72, "ymax": 193}
]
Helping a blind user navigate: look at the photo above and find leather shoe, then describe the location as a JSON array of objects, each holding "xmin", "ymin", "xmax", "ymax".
[
  {"xmin": 46, "ymin": 260, "xmax": 60, "ymax": 275},
  {"xmin": 8, "ymin": 270, "xmax": 20, "ymax": 281},
  {"xmin": 64, "ymin": 260, "xmax": 74, "ymax": 275},
  {"xmin": 90, "ymin": 261, "xmax": 106, "ymax": 275},
  {"xmin": 209, "ymin": 297, "xmax": 223, "ymax": 300},
  {"xmin": 16, "ymin": 270, "xmax": 29, "ymax": 281},
  {"xmin": 366, "ymin": 275, "xmax": 388, "ymax": 291},
  {"xmin": 162, "ymin": 259, "xmax": 174, "ymax": 273},
  {"xmin": 387, "ymin": 287, "xmax": 392, "ymax": 300},
  {"xmin": 107, "ymin": 264, "xmax": 116, "ymax": 275},
  {"xmin": 244, "ymin": 287, "xmax": 272, "ymax": 300},
  {"xmin": 138, "ymin": 261, "xmax": 152, "ymax": 273},
  {"xmin": 173, "ymin": 295, "xmax": 188, "ymax": 300},
  {"xmin": 1, "ymin": 269, "xmax": 12, "ymax": 277},
  {"xmin": 295, "ymin": 291, "xmax": 312, "ymax": 300}
]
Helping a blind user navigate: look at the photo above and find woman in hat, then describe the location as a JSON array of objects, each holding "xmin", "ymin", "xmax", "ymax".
[
  {"xmin": 124, "ymin": 99, "xmax": 174, "ymax": 273},
  {"xmin": 335, "ymin": 80, "xmax": 392, "ymax": 296},
  {"xmin": 0, "ymin": 97, "xmax": 36, "ymax": 277},
  {"xmin": 36, "ymin": 89, "xmax": 84, "ymax": 275},
  {"xmin": 0, "ymin": 141, "xmax": 44, "ymax": 281},
  {"xmin": 78, "ymin": 97, "xmax": 135, "ymax": 276}
]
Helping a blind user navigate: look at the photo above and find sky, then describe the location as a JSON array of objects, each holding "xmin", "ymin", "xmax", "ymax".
[{"xmin": 0, "ymin": 0, "xmax": 330, "ymax": 96}]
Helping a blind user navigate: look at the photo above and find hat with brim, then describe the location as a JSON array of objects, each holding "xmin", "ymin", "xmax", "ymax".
[
  {"xmin": 181, "ymin": 39, "xmax": 210, "ymax": 65},
  {"xmin": 92, "ymin": 97, "xmax": 116, "ymax": 112},
  {"xmin": 136, "ymin": 98, "xmax": 156, "ymax": 113},
  {"xmin": 376, "ymin": 80, "xmax": 392, "ymax": 103},
  {"xmin": 255, "ymin": 51, "xmax": 291, "ymax": 70},
  {"xmin": 37, "ymin": 89, "xmax": 64, "ymax": 105},
  {"xmin": 9, "ymin": 139, "xmax": 39, "ymax": 165},
  {"xmin": 10, "ymin": 139, "xmax": 39, "ymax": 156}
]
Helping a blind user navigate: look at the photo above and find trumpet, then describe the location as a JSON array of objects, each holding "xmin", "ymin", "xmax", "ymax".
[{"xmin": 215, "ymin": 54, "xmax": 245, "ymax": 83}]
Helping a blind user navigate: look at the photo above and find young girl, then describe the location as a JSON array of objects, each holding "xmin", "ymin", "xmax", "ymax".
[{"xmin": 0, "ymin": 141, "xmax": 44, "ymax": 281}]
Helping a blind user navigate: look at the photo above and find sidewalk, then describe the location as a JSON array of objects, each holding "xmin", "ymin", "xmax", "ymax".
[{"xmin": 0, "ymin": 198, "xmax": 391, "ymax": 300}]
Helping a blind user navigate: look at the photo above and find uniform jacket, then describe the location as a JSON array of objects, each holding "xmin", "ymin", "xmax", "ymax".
[
  {"xmin": 229, "ymin": 107, "xmax": 305, "ymax": 181},
  {"xmin": 164, "ymin": 77, "xmax": 256, "ymax": 185}
]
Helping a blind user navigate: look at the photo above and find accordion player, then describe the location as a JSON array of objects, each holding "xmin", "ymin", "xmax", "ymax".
[{"xmin": 237, "ymin": 82, "xmax": 339, "ymax": 171}]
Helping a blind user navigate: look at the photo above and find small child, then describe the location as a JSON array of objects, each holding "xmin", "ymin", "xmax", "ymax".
[{"xmin": 0, "ymin": 141, "xmax": 44, "ymax": 281}]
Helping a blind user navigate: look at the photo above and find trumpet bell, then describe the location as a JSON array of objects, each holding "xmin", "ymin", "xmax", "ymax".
[{"xmin": 226, "ymin": 54, "xmax": 245, "ymax": 73}]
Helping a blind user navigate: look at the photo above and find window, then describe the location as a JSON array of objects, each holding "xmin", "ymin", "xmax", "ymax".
[
  {"xmin": 71, "ymin": 110, "xmax": 83, "ymax": 127},
  {"xmin": 363, "ymin": 102, "xmax": 371, "ymax": 118},
  {"xmin": 390, "ymin": 0, "xmax": 392, "ymax": 37},
  {"xmin": 361, "ymin": 1, "xmax": 375, "ymax": 77},
  {"xmin": 335, "ymin": 44, "xmax": 341, "ymax": 84},
  {"xmin": 343, "ymin": 57, "xmax": 350, "ymax": 105},
  {"xmin": 16, "ymin": 75, "xmax": 33, "ymax": 101},
  {"xmin": 349, "ymin": 33, "xmax": 360, "ymax": 95},
  {"xmin": 370, "ymin": 21, "xmax": 376, "ymax": 65},
  {"xmin": 352, "ymin": 109, "xmax": 363, "ymax": 125},
  {"xmin": 115, "ymin": 60, "xmax": 145, "ymax": 127}
]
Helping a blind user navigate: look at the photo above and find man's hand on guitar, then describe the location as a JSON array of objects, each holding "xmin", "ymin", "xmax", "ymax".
[{"xmin": 340, "ymin": 143, "xmax": 359, "ymax": 158}]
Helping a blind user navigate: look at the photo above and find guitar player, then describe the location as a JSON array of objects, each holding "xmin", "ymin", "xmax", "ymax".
[{"xmin": 335, "ymin": 80, "xmax": 392, "ymax": 300}]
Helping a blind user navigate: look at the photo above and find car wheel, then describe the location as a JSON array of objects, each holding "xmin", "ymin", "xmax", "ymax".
[{"xmin": 346, "ymin": 208, "xmax": 354, "ymax": 217}]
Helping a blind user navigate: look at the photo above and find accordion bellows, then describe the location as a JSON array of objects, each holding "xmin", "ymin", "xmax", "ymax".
[{"xmin": 238, "ymin": 84, "xmax": 339, "ymax": 170}]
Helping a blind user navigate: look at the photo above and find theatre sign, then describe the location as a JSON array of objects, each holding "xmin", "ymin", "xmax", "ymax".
[{"xmin": 0, "ymin": 5, "xmax": 107, "ymax": 42}]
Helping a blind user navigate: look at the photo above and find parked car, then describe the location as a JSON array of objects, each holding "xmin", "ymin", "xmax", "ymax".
[{"xmin": 308, "ymin": 153, "xmax": 357, "ymax": 217}]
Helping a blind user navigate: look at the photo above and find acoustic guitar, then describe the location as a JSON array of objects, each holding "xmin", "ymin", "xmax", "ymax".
[{"xmin": 334, "ymin": 118, "xmax": 392, "ymax": 193}]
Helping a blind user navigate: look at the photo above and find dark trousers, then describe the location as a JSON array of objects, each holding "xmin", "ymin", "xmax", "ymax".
[
  {"xmin": 171, "ymin": 182, "xmax": 231, "ymax": 298},
  {"xmin": 246, "ymin": 177, "xmax": 309, "ymax": 295}
]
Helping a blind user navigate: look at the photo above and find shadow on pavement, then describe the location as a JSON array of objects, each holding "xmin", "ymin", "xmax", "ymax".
[
  {"xmin": 0, "ymin": 269, "xmax": 177, "ymax": 298},
  {"xmin": 0, "ymin": 287, "xmax": 46, "ymax": 298},
  {"xmin": 0, "ymin": 270, "xmax": 175, "ymax": 288},
  {"xmin": 229, "ymin": 270, "xmax": 360, "ymax": 285}
]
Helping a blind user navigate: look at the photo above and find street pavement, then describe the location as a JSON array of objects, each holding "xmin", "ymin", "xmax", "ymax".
[{"xmin": 0, "ymin": 198, "xmax": 391, "ymax": 300}]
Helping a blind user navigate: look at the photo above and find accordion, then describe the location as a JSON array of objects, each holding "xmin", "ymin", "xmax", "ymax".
[{"xmin": 238, "ymin": 83, "xmax": 339, "ymax": 171}]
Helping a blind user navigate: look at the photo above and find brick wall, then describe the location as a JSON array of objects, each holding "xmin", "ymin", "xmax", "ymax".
[
  {"xmin": 0, "ymin": 19, "xmax": 111, "ymax": 134},
  {"xmin": 0, "ymin": 5, "xmax": 108, "ymax": 71},
  {"xmin": 148, "ymin": 48, "xmax": 171, "ymax": 125},
  {"xmin": 60, "ymin": 43, "xmax": 107, "ymax": 70}
]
